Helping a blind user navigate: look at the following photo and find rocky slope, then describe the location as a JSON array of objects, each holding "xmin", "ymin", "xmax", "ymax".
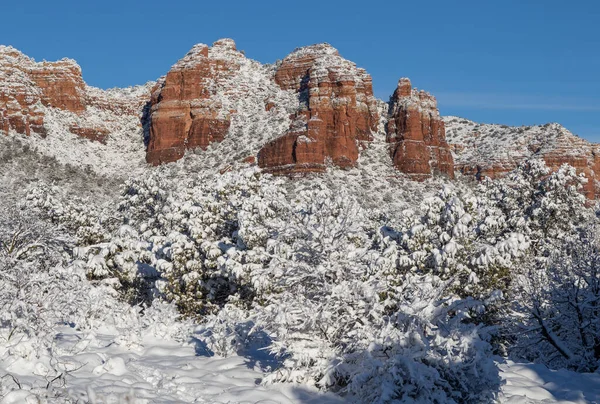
[
  {"xmin": 445, "ymin": 117, "xmax": 600, "ymax": 199},
  {"xmin": 0, "ymin": 45, "xmax": 152, "ymax": 174}
]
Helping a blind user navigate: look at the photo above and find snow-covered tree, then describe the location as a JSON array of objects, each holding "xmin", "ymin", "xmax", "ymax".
[
  {"xmin": 217, "ymin": 187, "xmax": 501, "ymax": 403},
  {"xmin": 511, "ymin": 226, "xmax": 600, "ymax": 371},
  {"xmin": 13, "ymin": 154, "xmax": 598, "ymax": 402}
]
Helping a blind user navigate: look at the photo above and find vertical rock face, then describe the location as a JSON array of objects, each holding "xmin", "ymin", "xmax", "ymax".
[
  {"xmin": 1, "ymin": 46, "xmax": 48, "ymax": 136},
  {"xmin": 0, "ymin": 46, "xmax": 89, "ymax": 137},
  {"xmin": 145, "ymin": 39, "xmax": 241, "ymax": 165},
  {"xmin": 258, "ymin": 44, "xmax": 379, "ymax": 174},
  {"xmin": 386, "ymin": 78, "xmax": 454, "ymax": 180},
  {"xmin": 29, "ymin": 60, "xmax": 86, "ymax": 113}
]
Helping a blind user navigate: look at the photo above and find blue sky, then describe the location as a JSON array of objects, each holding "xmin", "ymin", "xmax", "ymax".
[{"xmin": 3, "ymin": 0, "xmax": 600, "ymax": 141}]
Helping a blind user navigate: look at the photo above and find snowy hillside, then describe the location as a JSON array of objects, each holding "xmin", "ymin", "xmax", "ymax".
[
  {"xmin": 27, "ymin": 97, "xmax": 148, "ymax": 175},
  {"xmin": 444, "ymin": 116, "xmax": 600, "ymax": 174},
  {"xmin": 0, "ymin": 46, "xmax": 152, "ymax": 177}
]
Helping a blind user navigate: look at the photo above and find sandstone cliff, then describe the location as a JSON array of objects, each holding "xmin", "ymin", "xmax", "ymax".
[
  {"xmin": 146, "ymin": 39, "xmax": 241, "ymax": 165},
  {"xmin": 386, "ymin": 78, "xmax": 454, "ymax": 180},
  {"xmin": 258, "ymin": 44, "xmax": 379, "ymax": 174}
]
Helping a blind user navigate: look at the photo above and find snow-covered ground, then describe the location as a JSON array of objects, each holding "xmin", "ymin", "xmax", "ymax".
[
  {"xmin": 1, "ymin": 325, "xmax": 345, "ymax": 404},
  {"xmin": 3, "ymin": 322, "xmax": 599, "ymax": 404},
  {"xmin": 498, "ymin": 361, "xmax": 600, "ymax": 404}
]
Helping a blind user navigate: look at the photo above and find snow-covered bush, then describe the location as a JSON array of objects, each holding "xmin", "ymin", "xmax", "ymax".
[
  {"xmin": 393, "ymin": 183, "xmax": 528, "ymax": 300},
  {"xmin": 340, "ymin": 274, "xmax": 500, "ymax": 404},
  {"xmin": 218, "ymin": 187, "xmax": 501, "ymax": 403},
  {"xmin": 511, "ymin": 226, "xmax": 600, "ymax": 371},
  {"xmin": 70, "ymin": 168, "xmax": 289, "ymax": 316},
  {"xmin": 481, "ymin": 160, "xmax": 589, "ymax": 256},
  {"xmin": 0, "ymin": 206, "xmax": 73, "ymax": 346},
  {"xmin": 481, "ymin": 161, "xmax": 596, "ymax": 364},
  {"xmin": 26, "ymin": 182, "xmax": 111, "ymax": 245},
  {"xmin": 11, "ymin": 153, "xmax": 598, "ymax": 402}
]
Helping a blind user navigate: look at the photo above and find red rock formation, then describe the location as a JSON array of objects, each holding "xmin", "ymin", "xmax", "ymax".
[
  {"xmin": 386, "ymin": 78, "xmax": 454, "ymax": 180},
  {"xmin": 446, "ymin": 119, "xmax": 600, "ymax": 199},
  {"xmin": 29, "ymin": 60, "xmax": 86, "ymax": 113},
  {"xmin": 69, "ymin": 125, "xmax": 110, "ymax": 143},
  {"xmin": 259, "ymin": 44, "xmax": 379, "ymax": 174},
  {"xmin": 146, "ymin": 40, "xmax": 242, "ymax": 165},
  {"xmin": 1, "ymin": 46, "xmax": 49, "ymax": 136},
  {"xmin": 0, "ymin": 46, "xmax": 101, "ymax": 139}
]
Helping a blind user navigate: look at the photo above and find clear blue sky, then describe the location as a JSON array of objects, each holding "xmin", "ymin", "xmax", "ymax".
[{"xmin": 3, "ymin": 0, "xmax": 600, "ymax": 141}]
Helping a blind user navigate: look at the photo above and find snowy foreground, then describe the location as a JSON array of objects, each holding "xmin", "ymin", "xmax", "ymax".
[
  {"xmin": 499, "ymin": 362, "xmax": 600, "ymax": 404},
  {"xmin": 2, "ymin": 324, "xmax": 599, "ymax": 404},
  {"xmin": 0, "ymin": 323, "xmax": 343, "ymax": 404},
  {"xmin": 3, "ymin": 157, "xmax": 600, "ymax": 402}
]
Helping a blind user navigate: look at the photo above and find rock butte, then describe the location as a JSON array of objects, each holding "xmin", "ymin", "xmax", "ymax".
[
  {"xmin": 146, "ymin": 39, "xmax": 239, "ymax": 165},
  {"xmin": 2, "ymin": 39, "xmax": 600, "ymax": 198},
  {"xmin": 257, "ymin": 43, "xmax": 379, "ymax": 174},
  {"xmin": 387, "ymin": 78, "xmax": 454, "ymax": 180}
]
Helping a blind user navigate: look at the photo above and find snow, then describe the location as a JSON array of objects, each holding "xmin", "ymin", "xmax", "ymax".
[
  {"xmin": 4, "ymin": 326, "xmax": 600, "ymax": 404},
  {"xmin": 172, "ymin": 43, "xmax": 210, "ymax": 69},
  {"xmin": 498, "ymin": 360, "xmax": 600, "ymax": 403},
  {"xmin": 3, "ymin": 41, "xmax": 600, "ymax": 403},
  {"xmin": 444, "ymin": 116, "xmax": 600, "ymax": 171},
  {"xmin": 284, "ymin": 43, "xmax": 339, "ymax": 59},
  {"xmin": 1, "ymin": 324, "xmax": 343, "ymax": 403}
]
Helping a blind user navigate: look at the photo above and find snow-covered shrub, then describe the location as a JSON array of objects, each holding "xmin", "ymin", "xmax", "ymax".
[
  {"xmin": 194, "ymin": 301, "xmax": 258, "ymax": 357},
  {"xmin": 481, "ymin": 161, "xmax": 596, "ymax": 362},
  {"xmin": 480, "ymin": 160, "xmax": 589, "ymax": 256},
  {"xmin": 142, "ymin": 169, "xmax": 287, "ymax": 316},
  {"xmin": 393, "ymin": 183, "xmax": 528, "ymax": 300},
  {"xmin": 0, "ymin": 206, "xmax": 73, "ymax": 347},
  {"xmin": 26, "ymin": 182, "xmax": 111, "ymax": 245},
  {"xmin": 74, "ymin": 168, "xmax": 289, "ymax": 317},
  {"xmin": 511, "ymin": 226, "xmax": 600, "ymax": 371},
  {"xmin": 225, "ymin": 187, "xmax": 501, "ymax": 403},
  {"xmin": 340, "ymin": 274, "xmax": 500, "ymax": 404}
]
